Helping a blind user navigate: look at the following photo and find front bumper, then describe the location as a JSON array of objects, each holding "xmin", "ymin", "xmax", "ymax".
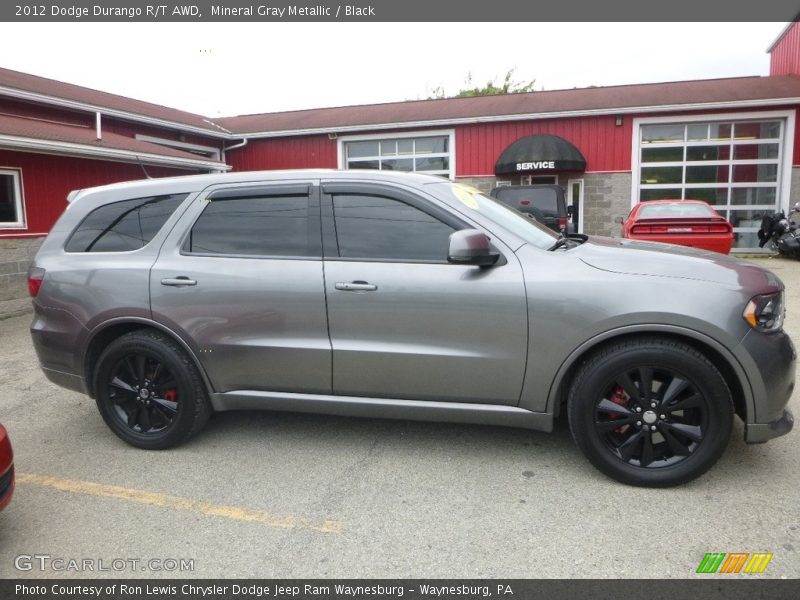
[
  {"xmin": 738, "ymin": 327, "xmax": 796, "ymax": 443},
  {"xmin": 745, "ymin": 409, "xmax": 794, "ymax": 443}
]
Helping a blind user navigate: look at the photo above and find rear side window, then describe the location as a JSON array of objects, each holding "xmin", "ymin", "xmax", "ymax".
[
  {"xmin": 66, "ymin": 194, "xmax": 187, "ymax": 252},
  {"xmin": 185, "ymin": 193, "xmax": 318, "ymax": 257},
  {"xmin": 495, "ymin": 188, "xmax": 560, "ymax": 216}
]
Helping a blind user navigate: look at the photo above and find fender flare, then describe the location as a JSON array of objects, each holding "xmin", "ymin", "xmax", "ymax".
[
  {"xmin": 545, "ymin": 323, "xmax": 754, "ymax": 421},
  {"xmin": 82, "ymin": 316, "xmax": 214, "ymax": 398}
]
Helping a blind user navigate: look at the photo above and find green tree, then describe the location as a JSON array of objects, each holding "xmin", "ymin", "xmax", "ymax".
[{"xmin": 429, "ymin": 68, "xmax": 537, "ymax": 99}]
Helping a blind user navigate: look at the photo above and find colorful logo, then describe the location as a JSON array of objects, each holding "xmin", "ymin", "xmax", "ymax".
[{"xmin": 696, "ymin": 552, "xmax": 773, "ymax": 574}]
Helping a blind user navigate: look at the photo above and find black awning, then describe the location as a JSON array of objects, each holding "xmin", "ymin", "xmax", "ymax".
[{"xmin": 495, "ymin": 134, "xmax": 587, "ymax": 175}]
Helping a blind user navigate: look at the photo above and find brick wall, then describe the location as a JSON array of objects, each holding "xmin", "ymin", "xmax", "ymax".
[
  {"xmin": 0, "ymin": 236, "xmax": 43, "ymax": 317},
  {"xmin": 581, "ymin": 173, "xmax": 632, "ymax": 237}
]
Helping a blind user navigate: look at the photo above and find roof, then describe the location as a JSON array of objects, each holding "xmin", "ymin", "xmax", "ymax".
[
  {"xmin": 0, "ymin": 66, "xmax": 228, "ymax": 136},
  {"xmin": 68, "ymin": 168, "xmax": 451, "ymax": 206},
  {"xmin": 0, "ymin": 113, "xmax": 229, "ymax": 171},
  {"xmin": 215, "ymin": 76, "xmax": 800, "ymax": 136},
  {"xmin": 4, "ymin": 67, "xmax": 800, "ymax": 143}
]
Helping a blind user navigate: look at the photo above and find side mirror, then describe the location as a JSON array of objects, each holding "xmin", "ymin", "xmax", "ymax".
[
  {"xmin": 614, "ymin": 216, "xmax": 624, "ymax": 224},
  {"xmin": 448, "ymin": 229, "xmax": 499, "ymax": 267}
]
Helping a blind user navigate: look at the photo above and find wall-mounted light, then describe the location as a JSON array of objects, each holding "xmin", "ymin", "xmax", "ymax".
[
  {"xmin": 615, "ymin": 116, "xmax": 623, "ymax": 127},
  {"xmin": 328, "ymin": 133, "xmax": 338, "ymax": 140}
]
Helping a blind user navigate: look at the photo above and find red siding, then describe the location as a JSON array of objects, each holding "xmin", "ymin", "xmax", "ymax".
[
  {"xmin": 226, "ymin": 135, "xmax": 337, "ymax": 171},
  {"xmin": 0, "ymin": 98, "xmax": 90, "ymax": 127},
  {"xmin": 457, "ymin": 116, "xmax": 632, "ymax": 175},
  {"xmin": 0, "ymin": 150, "xmax": 197, "ymax": 236},
  {"xmin": 771, "ymin": 23, "xmax": 800, "ymax": 76},
  {"xmin": 101, "ymin": 119, "xmax": 222, "ymax": 149},
  {"xmin": 226, "ymin": 105, "xmax": 800, "ymax": 177}
]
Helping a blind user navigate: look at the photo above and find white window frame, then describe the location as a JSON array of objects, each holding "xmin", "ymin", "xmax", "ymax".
[
  {"xmin": 631, "ymin": 110, "xmax": 796, "ymax": 212},
  {"xmin": 337, "ymin": 129, "xmax": 456, "ymax": 180},
  {"xmin": 0, "ymin": 168, "xmax": 26, "ymax": 229}
]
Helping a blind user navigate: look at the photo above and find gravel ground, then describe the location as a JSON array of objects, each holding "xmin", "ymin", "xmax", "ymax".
[{"xmin": 0, "ymin": 256, "xmax": 798, "ymax": 579}]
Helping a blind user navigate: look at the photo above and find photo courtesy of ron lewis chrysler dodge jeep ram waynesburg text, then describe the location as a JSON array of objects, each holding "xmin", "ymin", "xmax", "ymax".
[{"xmin": 28, "ymin": 170, "xmax": 794, "ymax": 487}]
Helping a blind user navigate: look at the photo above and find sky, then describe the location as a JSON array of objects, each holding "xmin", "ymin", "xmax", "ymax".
[{"xmin": 0, "ymin": 22, "xmax": 788, "ymax": 117}]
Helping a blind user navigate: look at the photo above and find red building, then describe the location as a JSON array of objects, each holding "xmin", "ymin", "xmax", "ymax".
[{"xmin": 3, "ymin": 22, "xmax": 800, "ymax": 310}]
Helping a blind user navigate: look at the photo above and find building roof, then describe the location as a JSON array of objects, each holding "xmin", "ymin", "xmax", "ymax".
[
  {"xmin": 215, "ymin": 76, "xmax": 800, "ymax": 136},
  {"xmin": 0, "ymin": 113, "xmax": 229, "ymax": 171},
  {"xmin": 0, "ymin": 66, "xmax": 229, "ymax": 136},
  {"xmin": 4, "ymin": 67, "xmax": 800, "ymax": 143}
]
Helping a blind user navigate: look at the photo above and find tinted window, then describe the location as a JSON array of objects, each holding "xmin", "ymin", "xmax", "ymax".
[
  {"xmin": 493, "ymin": 187, "xmax": 560, "ymax": 216},
  {"xmin": 66, "ymin": 194, "xmax": 187, "ymax": 252},
  {"xmin": 186, "ymin": 194, "xmax": 315, "ymax": 257},
  {"xmin": 332, "ymin": 194, "xmax": 454, "ymax": 261}
]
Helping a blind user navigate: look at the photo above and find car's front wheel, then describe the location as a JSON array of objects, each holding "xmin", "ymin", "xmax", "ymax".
[
  {"xmin": 568, "ymin": 337, "xmax": 733, "ymax": 487},
  {"xmin": 93, "ymin": 330, "xmax": 211, "ymax": 449}
]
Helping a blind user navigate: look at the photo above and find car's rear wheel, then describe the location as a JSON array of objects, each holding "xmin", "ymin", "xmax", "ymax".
[
  {"xmin": 93, "ymin": 330, "xmax": 211, "ymax": 449},
  {"xmin": 567, "ymin": 337, "xmax": 733, "ymax": 487}
]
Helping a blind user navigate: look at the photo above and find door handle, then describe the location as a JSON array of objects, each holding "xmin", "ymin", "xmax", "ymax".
[
  {"xmin": 161, "ymin": 277, "xmax": 197, "ymax": 287},
  {"xmin": 335, "ymin": 281, "xmax": 377, "ymax": 292}
]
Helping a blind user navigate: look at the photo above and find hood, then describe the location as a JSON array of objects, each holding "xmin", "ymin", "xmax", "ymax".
[{"xmin": 575, "ymin": 236, "xmax": 782, "ymax": 291}]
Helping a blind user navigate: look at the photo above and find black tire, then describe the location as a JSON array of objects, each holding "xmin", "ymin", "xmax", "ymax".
[
  {"xmin": 93, "ymin": 329, "xmax": 211, "ymax": 449},
  {"xmin": 567, "ymin": 337, "xmax": 733, "ymax": 487}
]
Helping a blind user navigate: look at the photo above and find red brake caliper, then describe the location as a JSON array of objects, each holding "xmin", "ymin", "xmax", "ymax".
[
  {"xmin": 163, "ymin": 389, "xmax": 177, "ymax": 402},
  {"xmin": 609, "ymin": 385, "xmax": 628, "ymax": 432}
]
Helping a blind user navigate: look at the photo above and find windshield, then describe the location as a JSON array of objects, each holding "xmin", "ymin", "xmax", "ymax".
[{"xmin": 435, "ymin": 182, "xmax": 558, "ymax": 250}]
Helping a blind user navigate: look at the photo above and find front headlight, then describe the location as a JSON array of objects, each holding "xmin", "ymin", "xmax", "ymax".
[{"xmin": 743, "ymin": 291, "xmax": 785, "ymax": 332}]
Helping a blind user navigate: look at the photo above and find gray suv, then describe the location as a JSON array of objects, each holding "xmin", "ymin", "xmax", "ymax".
[{"xmin": 29, "ymin": 170, "xmax": 795, "ymax": 487}]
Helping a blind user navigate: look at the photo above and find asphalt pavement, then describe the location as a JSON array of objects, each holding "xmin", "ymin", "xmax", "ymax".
[{"xmin": 0, "ymin": 257, "xmax": 798, "ymax": 579}]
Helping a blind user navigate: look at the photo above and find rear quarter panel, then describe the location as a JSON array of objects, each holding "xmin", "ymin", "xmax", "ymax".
[{"xmin": 30, "ymin": 190, "xmax": 199, "ymax": 376}]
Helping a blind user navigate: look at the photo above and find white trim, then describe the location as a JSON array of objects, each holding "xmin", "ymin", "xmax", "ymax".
[
  {"xmin": 0, "ymin": 85, "xmax": 232, "ymax": 139},
  {"xmin": 239, "ymin": 98, "xmax": 800, "ymax": 139},
  {"xmin": 0, "ymin": 168, "xmax": 26, "ymax": 229},
  {"xmin": 0, "ymin": 232, "xmax": 45, "ymax": 238},
  {"xmin": 782, "ymin": 111, "xmax": 796, "ymax": 212},
  {"xmin": 567, "ymin": 178, "xmax": 584, "ymax": 234},
  {"xmin": 135, "ymin": 134, "xmax": 221, "ymax": 160},
  {"xmin": 0, "ymin": 135, "xmax": 231, "ymax": 172},
  {"xmin": 336, "ymin": 129, "xmax": 456, "ymax": 180}
]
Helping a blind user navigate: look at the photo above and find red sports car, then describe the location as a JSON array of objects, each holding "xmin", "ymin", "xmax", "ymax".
[
  {"xmin": 621, "ymin": 200, "xmax": 734, "ymax": 254},
  {"xmin": 0, "ymin": 424, "xmax": 14, "ymax": 511}
]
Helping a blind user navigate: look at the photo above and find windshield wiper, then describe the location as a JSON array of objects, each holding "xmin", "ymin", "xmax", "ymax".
[
  {"xmin": 547, "ymin": 233, "xmax": 588, "ymax": 252},
  {"xmin": 548, "ymin": 237, "xmax": 570, "ymax": 251}
]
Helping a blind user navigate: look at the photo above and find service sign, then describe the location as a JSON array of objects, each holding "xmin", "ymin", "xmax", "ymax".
[{"xmin": 516, "ymin": 161, "xmax": 556, "ymax": 171}]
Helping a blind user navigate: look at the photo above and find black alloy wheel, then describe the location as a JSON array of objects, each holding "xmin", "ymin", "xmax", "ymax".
[
  {"xmin": 568, "ymin": 337, "xmax": 733, "ymax": 487},
  {"xmin": 94, "ymin": 330, "xmax": 211, "ymax": 449},
  {"xmin": 593, "ymin": 366, "xmax": 709, "ymax": 468},
  {"xmin": 107, "ymin": 353, "xmax": 180, "ymax": 435}
]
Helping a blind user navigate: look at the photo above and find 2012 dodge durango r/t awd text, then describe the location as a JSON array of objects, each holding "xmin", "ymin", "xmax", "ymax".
[{"xmin": 29, "ymin": 170, "xmax": 795, "ymax": 486}]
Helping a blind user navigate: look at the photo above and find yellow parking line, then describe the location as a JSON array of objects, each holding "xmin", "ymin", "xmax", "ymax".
[{"xmin": 17, "ymin": 473, "xmax": 341, "ymax": 534}]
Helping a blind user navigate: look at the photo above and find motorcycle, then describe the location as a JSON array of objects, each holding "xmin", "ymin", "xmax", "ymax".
[{"xmin": 757, "ymin": 203, "xmax": 800, "ymax": 258}]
